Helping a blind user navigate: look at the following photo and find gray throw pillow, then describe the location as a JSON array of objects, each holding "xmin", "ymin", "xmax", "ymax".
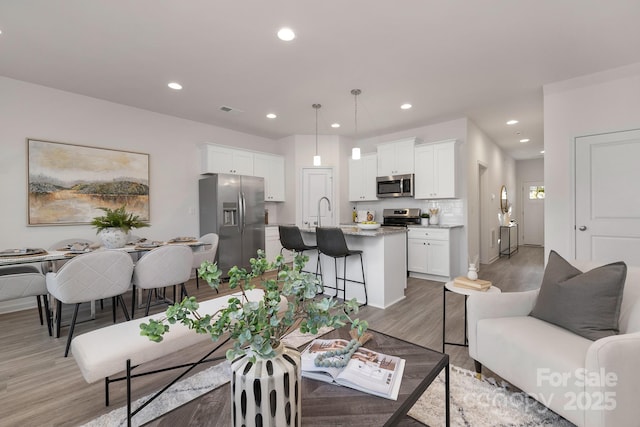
[{"xmin": 530, "ymin": 250, "xmax": 627, "ymax": 341}]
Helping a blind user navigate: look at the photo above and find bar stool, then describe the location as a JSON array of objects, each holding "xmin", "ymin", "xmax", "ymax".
[
  {"xmin": 315, "ymin": 227, "xmax": 367, "ymax": 306},
  {"xmin": 278, "ymin": 225, "xmax": 322, "ymax": 278}
]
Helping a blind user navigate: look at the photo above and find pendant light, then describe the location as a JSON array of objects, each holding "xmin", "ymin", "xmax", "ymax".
[
  {"xmin": 313, "ymin": 103, "xmax": 322, "ymax": 166},
  {"xmin": 351, "ymin": 89, "xmax": 362, "ymax": 160}
]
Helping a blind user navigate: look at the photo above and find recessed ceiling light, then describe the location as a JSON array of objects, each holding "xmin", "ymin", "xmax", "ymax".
[
  {"xmin": 277, "ymin": 28, "xmax": 295, "ymax": 41},
  {"xmin": 540, "ymin": 150, "xmax": 545, "ymax": 154},
  {"xmin": 167, "ymin": 82, "xmax": 182, "ymax": 90},
  {"xmin": 520, "ymin": 138, "xmax": 530, "ymax": 143},
  {"xmin": 506, "ymin": 119, "xmax": 518, "ymax": 125},
  {"xmin": 400, "ymin": 103, "xmax": 412, "ymax": 110},
  {"xmin": 331, "ymin": 123, "xmax": 340, "ymax": 128},
  {"xmin": 266, "ymin": 113, "xmax": 277, "ymax": 119}
]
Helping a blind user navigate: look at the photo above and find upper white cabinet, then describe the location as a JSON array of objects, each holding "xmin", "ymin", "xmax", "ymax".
[
  {"xmin": 254, "ymin": 153, "xmax": 286, "ymax": 202},
  {"xmin": 201, "ymin": 144, "xmax": 285, "ymax": 202},
  {"xmin": 414, "ymin": 140, "xmax": 458, "ymax": 199},
  {"xmin": 201, "ymin": 144, "xmax": 254, "ymax": 175},
  {"xmin": 376, "ymin": 137, "xmax": 419, "ymax": 176},
  {"xmin": 349, "ymin": 153, "xmax": 378, "ymax": 201}
]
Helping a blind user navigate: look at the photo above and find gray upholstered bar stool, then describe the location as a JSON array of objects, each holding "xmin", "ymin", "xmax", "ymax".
[
  {"xmin": 278, "ymin": 225, "xmax": 321, "ymax": 278},
  {"xmin": 315, "ymin": 227, "xmax": 367, "ymax": 306}
]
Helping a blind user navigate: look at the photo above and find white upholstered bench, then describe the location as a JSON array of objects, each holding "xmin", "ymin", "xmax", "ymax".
[{"xmin": 71, "ymin": 289, "xmax": 285, "ymax": 426}]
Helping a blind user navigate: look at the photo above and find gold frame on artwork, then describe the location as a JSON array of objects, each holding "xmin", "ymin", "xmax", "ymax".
[{"xmin": 27, "ymin": 139, "xmax": 150, "ymax": 226}]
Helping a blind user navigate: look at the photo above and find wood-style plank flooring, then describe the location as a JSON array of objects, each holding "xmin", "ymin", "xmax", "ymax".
[{"xmin": 0, "ymin": 246, "xmax": 543, "ymax": 426}]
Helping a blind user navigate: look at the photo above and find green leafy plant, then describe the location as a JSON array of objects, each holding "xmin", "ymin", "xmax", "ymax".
[
  {"xmin": 421, "ymin": 213, "xmax": 430, "ymax": 218},
  {"xmin": 90, "ymin": 205, "xmax": 149, "ymax": 233},
  {"xmin": 140, "ymin": 250, "xmax": 368, "ymax": 361}
]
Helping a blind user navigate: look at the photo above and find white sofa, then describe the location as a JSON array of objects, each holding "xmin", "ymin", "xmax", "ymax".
[{"xmin": 468, "ymin": 260, "xmax": 640, "ymax": 427}]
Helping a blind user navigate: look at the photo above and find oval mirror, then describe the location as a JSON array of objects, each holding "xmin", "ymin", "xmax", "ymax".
[{"xmin": 500, "ymin": 185, "xmax": 508, "ymax": 213}]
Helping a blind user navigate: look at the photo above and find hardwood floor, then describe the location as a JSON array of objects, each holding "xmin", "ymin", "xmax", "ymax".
[{"xmin": 0, "ymin": 246, "xmax": 544, "ymax": 426}]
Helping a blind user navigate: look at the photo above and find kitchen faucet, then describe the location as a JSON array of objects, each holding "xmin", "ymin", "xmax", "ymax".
[{"xmin": 317, "ymin": 196, "xmax": 332, "ymax": 227}]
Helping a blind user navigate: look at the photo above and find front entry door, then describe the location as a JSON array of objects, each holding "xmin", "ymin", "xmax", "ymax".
[
  {"xmin": 575, "ymin": 129, "xmax": 640, "ymax": 265},
  {"xmin": 522, "ymin": 181, "xmax": 544, "ymax": 246}
]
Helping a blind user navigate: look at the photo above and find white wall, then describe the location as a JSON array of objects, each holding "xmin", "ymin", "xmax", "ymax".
[
  {"xmin": 0, "ymin": 76, "xmax": 281, "ymax": 251},
  {"xmin": 544, "ymin": 62, "xmax": 640, "ymax": 260},
  {"xmin": 466, "ymin": 120, "xmax": 516, "ymax": 265}
]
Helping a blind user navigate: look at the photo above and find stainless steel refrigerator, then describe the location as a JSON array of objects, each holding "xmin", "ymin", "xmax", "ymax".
[{"xmin": 199, "ymin": 174, "xmax": 265, "ymax": 275}]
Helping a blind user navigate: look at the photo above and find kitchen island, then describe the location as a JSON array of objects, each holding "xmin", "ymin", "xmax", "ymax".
[{"xmin": 299, "ymin": 226, "xmax": 407, "ymax": 309}]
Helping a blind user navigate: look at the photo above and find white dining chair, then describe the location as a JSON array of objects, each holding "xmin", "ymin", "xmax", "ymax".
[
  {"xmin": 46, "ymin": 250, "xmax": 134, "ymax": 357},
  {"xmin": 0, "ymin": 265, "xmax": 52, "ymax": 336},
  {"xmin": 131, "ymin": 245, "xmax": 193, "ymax": 318},
  {"xmin": 192, "ymin": 233, "xmax": 219, "ymax": 289}
]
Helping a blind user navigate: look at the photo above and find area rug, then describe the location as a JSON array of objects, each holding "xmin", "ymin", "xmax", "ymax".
[
  {"xmin": 407, "ymin": 365, "xmax": 575, "ymax": 427},
  {"xmin": 84, "ymin": 336, "xmax": 575, "ymax": 427}
]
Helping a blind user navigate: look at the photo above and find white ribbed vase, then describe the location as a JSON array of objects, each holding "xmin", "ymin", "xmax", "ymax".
[
  {"xmin": 98, "ymin": 228, "xmax": 128, "ymax": 249},
  {"xmin": 231, "ymin": 344, "xmax": 302, "ymax": 427}
]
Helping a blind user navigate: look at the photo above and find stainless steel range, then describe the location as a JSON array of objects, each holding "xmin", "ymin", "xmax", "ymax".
[{"xmin": 382, "ymin": 208, "xmax": 422, "ymax": 227}]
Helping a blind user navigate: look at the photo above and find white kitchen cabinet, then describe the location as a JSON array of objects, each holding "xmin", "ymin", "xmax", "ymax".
[
  {"xmin": 348, "ymin": 153, "xmax": 378, "ymax": 201},
  {"xmin": 376, "ymin": 137, "xmax": 419, "ymax": 176},
  {"xmin": 414, "ymin": 140, "xmax": 458, "ymax": 199},
  {"xmin": 201, "ymin": 144, "xmax": 254, "ymax": 175},
  {"xmin": 264, "ymin": 226, "xmax": 294, "ymax": 265},
  {"xmin": 407, "ymin": 227, "xmax": 459, "ymax": 281},
  {"xmin": 254, "ymin": 153, "xmax": 285, "ymax": 201}
]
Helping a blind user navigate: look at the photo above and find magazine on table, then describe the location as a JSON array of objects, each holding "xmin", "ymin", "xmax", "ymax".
[{"xmin": 300, "ymin": 338, "xmax": 405, "ymax": 400}]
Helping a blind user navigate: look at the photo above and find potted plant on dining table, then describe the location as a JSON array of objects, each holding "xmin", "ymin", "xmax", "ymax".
[
  {"xmin": 140, "ymin": 251, "xmax": 368, "ymax": 427},
  {"xmin": 90, "ymin": 205, "xmax": 149, "ymax": 248}
]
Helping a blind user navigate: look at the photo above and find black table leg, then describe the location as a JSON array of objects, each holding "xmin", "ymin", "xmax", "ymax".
[
  {"xmin": 443, "ymin": 285, "xmax": 470, "ymax": 351},
  {"xmin": 445, "ymin": 360, "xmax": 450, "ymax": 427}
]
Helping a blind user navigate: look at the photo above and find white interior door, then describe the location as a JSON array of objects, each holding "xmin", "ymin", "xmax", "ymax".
[
  {"xmin": 302, "ymin": 168, "xmax": 334, "ymax": 227},
  {"xmin": 575, "ymin": 129, "xmax": 640, "ymax": 265},
  {"xmin": 522, "ymin": 181, "xmax": 544, "ymax": 246}
]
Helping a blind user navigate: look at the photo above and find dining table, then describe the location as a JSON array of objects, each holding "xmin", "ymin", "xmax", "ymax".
[
  {"xmin": 0, "ymin": 239, "xmax": 207, "ymax": 336},
  {"xmin": 0, "ymin": 239, "xmax": 206, "ymax": 268}
]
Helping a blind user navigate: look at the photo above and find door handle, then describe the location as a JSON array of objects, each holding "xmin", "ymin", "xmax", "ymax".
[{"xmin": 578, "ymin": 226, "xmax": 587, "ymax": 231}]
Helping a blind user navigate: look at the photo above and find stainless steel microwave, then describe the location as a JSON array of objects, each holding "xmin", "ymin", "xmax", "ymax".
[{"xmin": 376, "ymin": 174, "xmax": 414, "ymax": 198}]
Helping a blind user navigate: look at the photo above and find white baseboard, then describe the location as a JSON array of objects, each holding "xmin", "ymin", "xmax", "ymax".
[{"xmin": 0, "ymin": 297, "xmax": 37, "ymax": 315}]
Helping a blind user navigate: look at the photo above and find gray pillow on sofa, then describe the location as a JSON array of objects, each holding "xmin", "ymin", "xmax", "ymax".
[{"xmin": 530, "ymin": 250, "xmax": 627, "ymax": 341}]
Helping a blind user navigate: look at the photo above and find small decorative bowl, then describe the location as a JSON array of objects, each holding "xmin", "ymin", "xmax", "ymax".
[{"xmin": 357, "ymin": 223, "xmax": 381, "ymax": 230}]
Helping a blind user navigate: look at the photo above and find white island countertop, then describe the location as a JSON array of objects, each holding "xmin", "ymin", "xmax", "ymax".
[
  {"xmin": 299, "ymin": 225, "xmax": 407, "ymax": 309},
  {"xmin": 300, "ymin": 225, "xmax": 407, "ymax": 237}
]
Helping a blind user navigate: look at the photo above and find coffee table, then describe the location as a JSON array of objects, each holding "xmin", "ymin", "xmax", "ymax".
[{"xmin": 145, "ymin": 328, "xmax": 450, "ymax": 426}]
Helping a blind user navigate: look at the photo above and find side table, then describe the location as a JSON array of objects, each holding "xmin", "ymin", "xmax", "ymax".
[
  {"xmin": 442, "ymin": 281, "xmax": 501, "ymax": 353},
  {"xmin": 499, "ymin": 223, "xmax": 518, "ymax": 258}
]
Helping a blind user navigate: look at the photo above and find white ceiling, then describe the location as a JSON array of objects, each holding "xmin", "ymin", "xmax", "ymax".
[{"xmin": 2, "ymin": 1, "xmax": 640, "ymax": 159}]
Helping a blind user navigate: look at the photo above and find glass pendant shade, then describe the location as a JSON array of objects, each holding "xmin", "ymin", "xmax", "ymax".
[
  {"xmin": 313, "ymin": 155, "xmax": 321, "ymax": 166},
  {"xmin": 351, "ymin": 147, "xmax": 361, "ymax": 160}
]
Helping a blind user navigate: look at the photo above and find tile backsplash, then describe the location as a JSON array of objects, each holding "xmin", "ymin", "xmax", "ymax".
[{"xmin": 353, "ymin": 198, "xmax": 464, "ymax": 225}]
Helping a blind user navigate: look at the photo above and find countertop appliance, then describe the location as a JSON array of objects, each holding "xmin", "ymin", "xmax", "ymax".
[
  {"xmin": 382, "ymin": 208, "xmax": 422, "ymax": 227},
  {"xmin": 376, "ymin": 174, "xmax": 414, "ymax": 198},
  {"xmin": 199, "ymin": 174, "xmax": 265, "ymax": 275}
]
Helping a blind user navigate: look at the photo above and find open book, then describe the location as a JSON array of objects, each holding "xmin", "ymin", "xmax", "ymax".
[{"xmin": 300, "ymin": 338, "xmax": 405, "ymax": 400}]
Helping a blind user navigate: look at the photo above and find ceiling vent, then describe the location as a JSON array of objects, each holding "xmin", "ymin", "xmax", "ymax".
[{"xmin": 219, "ymin": 105, "xmax": 243, "ymax": 114}]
